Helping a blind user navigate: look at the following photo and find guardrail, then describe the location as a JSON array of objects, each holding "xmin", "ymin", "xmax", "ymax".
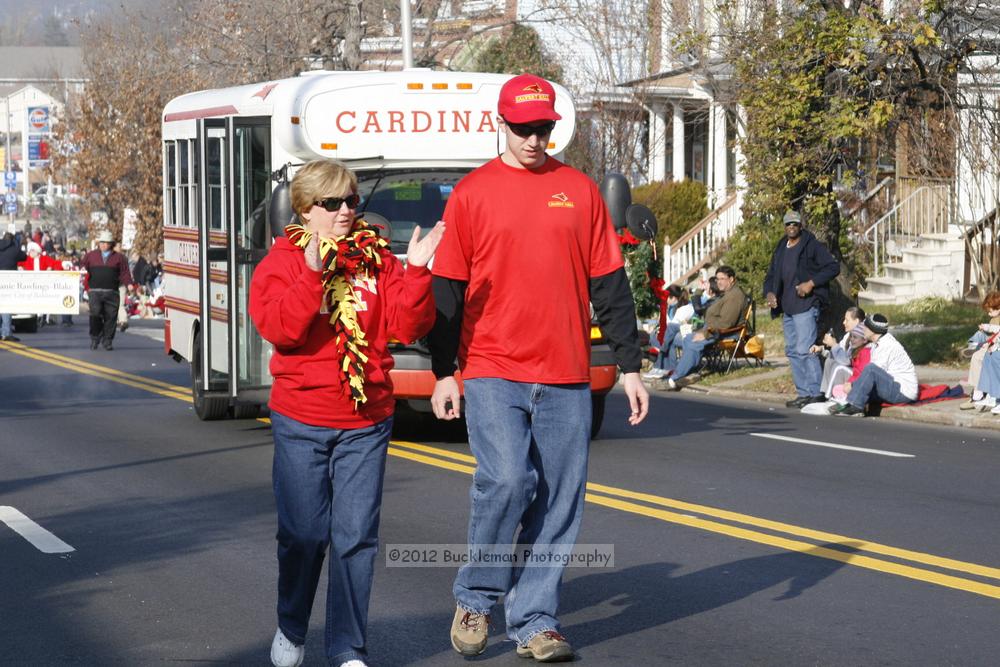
[
  {"xmin": 663, "ymin": 191, "xmax": 742, "ymax": 285},
  {"xmin": 863, "ymin": 184, "xmax": 953, "ymax": 276}
]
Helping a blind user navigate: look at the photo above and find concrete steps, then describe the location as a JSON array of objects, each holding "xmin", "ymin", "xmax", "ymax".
[{"xmin": 859, "ymin": 231, "xmax": 965, "ymax": 306}]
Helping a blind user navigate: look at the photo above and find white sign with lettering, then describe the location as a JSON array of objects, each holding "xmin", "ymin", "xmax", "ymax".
[{"xmin": 0, "ymin": 271, "xmax": 82, "ymax": 314}]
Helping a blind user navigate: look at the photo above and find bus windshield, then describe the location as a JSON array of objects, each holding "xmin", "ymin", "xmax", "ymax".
[{"xmin": 356, "ymin": 169, "xmax": 468, "ymax": 252}]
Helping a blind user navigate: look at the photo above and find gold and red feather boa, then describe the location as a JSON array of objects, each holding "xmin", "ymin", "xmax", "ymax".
[{"xmin": 284, "ymin": 219, "xmax": 391, "ymax": 409}]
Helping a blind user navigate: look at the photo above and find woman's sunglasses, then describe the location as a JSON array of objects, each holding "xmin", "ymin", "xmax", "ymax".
[
  {"xmin": 314, "ymin": 193, "xmax": 361, "ymax": 211},
  {"xmin": 505, "ymin": 120, "xmax": 556, "ymax": 138}
]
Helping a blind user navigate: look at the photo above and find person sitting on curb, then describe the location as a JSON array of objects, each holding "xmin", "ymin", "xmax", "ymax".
[
  {"xmin": 828, "ymin": 313, "xmax": 918, "ymax": 417},
  {"xmin": 965, "ymin": 328, "xmax": 1000, "ymax": 412},
  {"xmin": 810, "ymin": 305, "xmax": 866, "ymax": 399},
  {"xmin": 958, "ymin": 291, "xmax": 1000, "ymax": 410},
  {"xmin": 961, "ymin": 291, "xmax": 1000, "ymax": 359},
  {"xmin": 667, "ymin": 266, "xmax": 747, "ymax": 390},
  {"xmin": 644, "ymin": 284, "xmax": 695, "ymax": 380}
]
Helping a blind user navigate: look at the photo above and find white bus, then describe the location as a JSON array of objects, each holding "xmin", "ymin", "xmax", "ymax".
[{"xmin": 161, "ymin": 70, "xmax": 621, "ymax": 432}]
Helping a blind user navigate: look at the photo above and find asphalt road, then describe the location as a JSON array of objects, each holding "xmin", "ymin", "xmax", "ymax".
[{"xmin": 2, "ymin": 321, "xmax": 999, "ymax": 665}]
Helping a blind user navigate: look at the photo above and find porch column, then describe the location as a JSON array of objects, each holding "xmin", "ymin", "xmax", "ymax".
[
  {"xmin": 649, "ymin": 102, "xmax": 667, "ymax": 182},
  {"xmin": 672, "ymin": 102, "xmax": 685, "ymax": 182},
  {"xmin": 712, "ymin": 102, "xmax": 728, "ymax": 205}
]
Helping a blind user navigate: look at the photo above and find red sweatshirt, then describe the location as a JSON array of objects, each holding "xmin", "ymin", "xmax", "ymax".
[{"xmin": 249, "ymin": 236, "xmax": 434, "ymax": 429}]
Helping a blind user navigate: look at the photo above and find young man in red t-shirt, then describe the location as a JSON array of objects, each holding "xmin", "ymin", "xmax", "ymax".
[{"xmin": 429, "ymin": 73, "xmax": 649, "ymax": 662}]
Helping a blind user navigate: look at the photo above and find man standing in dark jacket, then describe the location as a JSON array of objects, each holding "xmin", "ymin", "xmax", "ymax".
[
  {"xmin": 764, "ymin": 210, "xmax": 841, "ymax": 408},
  {"xmin": 80, "ymin": 230, "xmax": 133, "ymax": 350},
  {"xmin": 0, "ymin": 225, "xmax": 28, "ymax": 341}
]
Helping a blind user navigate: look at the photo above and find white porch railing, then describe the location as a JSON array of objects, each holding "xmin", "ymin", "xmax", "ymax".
[
  {"xmin": 663, "ymin": 191, "xmax": 743, "ymax": 285},
  {"xmin": 863, "ymin": 184, "xmax": 953, "ymax": 276}
]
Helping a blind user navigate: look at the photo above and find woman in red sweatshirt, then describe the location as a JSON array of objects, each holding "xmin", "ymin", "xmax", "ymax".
[{"xmin": 249, "ymin": 160, "xmax": 444, "ymax": 667}]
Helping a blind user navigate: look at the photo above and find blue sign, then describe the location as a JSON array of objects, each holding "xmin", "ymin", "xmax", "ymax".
[
  {"xmin": 4, "ymin": 172, "xmax": 14, "ymax": 189},
  {"xmin": 4, "ymin": 193, "xmax": 15, "ymax": 205},
  {"xmin": 4, "ymin": 201, "xmax": 16, "ymax": 214}
]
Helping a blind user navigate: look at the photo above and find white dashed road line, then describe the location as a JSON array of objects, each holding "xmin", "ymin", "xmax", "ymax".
[{"xmin": 749, "ymin": 433, "xmax": 915, "ymax": 458}]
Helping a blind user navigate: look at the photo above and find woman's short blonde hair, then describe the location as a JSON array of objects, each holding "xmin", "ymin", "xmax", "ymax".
[{"xmin": 290, "ymin": 160, "xmax": 358, "ymax": 217}]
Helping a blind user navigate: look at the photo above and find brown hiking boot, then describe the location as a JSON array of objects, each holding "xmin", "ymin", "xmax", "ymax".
[
  {"xmin": 450, "ymin": 606, "xmax": 489, "ymax": 656},
  {"xmin": 515, "ymin": 630, "xmax": 574, "ymax": 662}
]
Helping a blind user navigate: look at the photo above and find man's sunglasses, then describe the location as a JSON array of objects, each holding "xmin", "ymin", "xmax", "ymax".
[
  {"xmin": 506, "ymin": 120, "xmax": 556, "ymax": 138},
  {"xmin": 314, "ymin": 194, "xmax": 361, "ymax": 211}
]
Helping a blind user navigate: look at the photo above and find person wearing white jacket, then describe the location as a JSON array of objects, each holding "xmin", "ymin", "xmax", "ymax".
[
  {"xmin": 829, "ymin": 313, "xmax": 918, "ymax": 416},
  {"xmin": 644, "ymin": 284, "xmax": 695, "ymax": 379}
]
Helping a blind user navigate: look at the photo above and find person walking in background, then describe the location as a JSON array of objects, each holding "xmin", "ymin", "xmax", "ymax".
[
  {"xmin": 250, "ymin": 159, "xmax": 444, "ymax": 667},
  {"xmin": 80, "ymin": 230, "xmax": 132, "ymax": 350},
  {"xmin": 764, "ymin": 210, "xmax": 841, "ymax": 409},
  {"xmin": 0, "ymin": 224, "xmax": 27, "ymax": 341},
  {"xmin": 428, "ymin": 73, "xmax": 649, "ymax": 663}
]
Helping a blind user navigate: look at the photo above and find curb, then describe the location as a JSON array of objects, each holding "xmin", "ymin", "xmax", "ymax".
[{"xmin": 654, "ymin": 383, "xmax": 1000, "ymax": 433}]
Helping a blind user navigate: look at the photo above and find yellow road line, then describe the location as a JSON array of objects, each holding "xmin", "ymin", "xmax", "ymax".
[
  {"xmin": 0, "ymin": 340, "xmax": 188, "ymax": 393},
  {"xmin": 6, "ymin": 340, "xmax": 999, "ymax": 599},
  {"xmin": 585, "ymin": 493, "xmax": 1000, "ymax": 600},
  {"xmin": 388, "ymin": 440, "xmax": 1000, "ymax": 595},
  {"xmin": 0, "ymin": 341, "xmax": 190, "ymax": 402},
  {"xmin": 585, "ymin": 481, "xmax": 1000, "ymax": 581}
]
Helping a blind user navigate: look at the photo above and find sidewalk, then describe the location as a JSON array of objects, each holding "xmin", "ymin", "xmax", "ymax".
[{"xmin": 647, "ymin": 358, "xmax": 1000, "ymax": 433}]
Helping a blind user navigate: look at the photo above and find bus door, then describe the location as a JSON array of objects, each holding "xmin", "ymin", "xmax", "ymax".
[
  {"xmin": 229, "ymin": 117, "xmax": 272, "ymax": 408},
  {"xmin": 195, "ymin": 118, "xmax": 230, "ymax": 412}
]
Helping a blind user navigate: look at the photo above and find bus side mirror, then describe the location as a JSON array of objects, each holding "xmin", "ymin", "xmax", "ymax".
[
  {"xmin": 625, "ymin": 204, "xmax": 657, "ymax": 242},
  {"xmin": 599, "ymin": 172, "xmax": 631, "ymax": 232},
  {"xmin": 269, "ymin": 181, "xmax": 293, "ymax": 238}
]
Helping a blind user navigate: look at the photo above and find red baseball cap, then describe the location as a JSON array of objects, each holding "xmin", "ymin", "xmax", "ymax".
[{"xmin": 497, "ymin": 74, "xmax": 562, "ymax": 123}]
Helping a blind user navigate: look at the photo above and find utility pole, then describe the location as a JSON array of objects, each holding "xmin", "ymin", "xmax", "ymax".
[{"xmin": 400, "ymin": 0, "xmax": 414, "ymax": 69}]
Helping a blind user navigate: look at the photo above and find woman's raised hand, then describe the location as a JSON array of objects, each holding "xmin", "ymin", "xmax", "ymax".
[
  {"xmin": 406, "ymin": 221, "xmax": 446, "ymax": 268},
  {"xmin": 304, "ymin": 232, "xmax": 321, "ymax": 271}
]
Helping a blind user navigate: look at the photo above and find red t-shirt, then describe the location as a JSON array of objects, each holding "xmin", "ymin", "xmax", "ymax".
[{"xmin": 433, "ymin": 156, "xmax": 623, "ymax": 383}]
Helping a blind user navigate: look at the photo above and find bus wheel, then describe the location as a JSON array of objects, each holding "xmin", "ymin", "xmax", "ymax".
[
  {"xmin": 231, "ymin": 403, "xmax": 261, "ymax": 420},
  {"xmin": 191, "ymin": 332, "xmax": 228, "ymax": 421},
  {"xmin": 591, "ymin": 394, "xmax": 606, "ymax": 440}
]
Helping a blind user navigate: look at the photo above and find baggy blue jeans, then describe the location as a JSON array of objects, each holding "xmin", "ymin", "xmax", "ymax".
[
  {"xmin": 671, "ymin": 334, "xmax": 716, "ymax": 380},
  {"xmin": 845, "ymin": 364, "xmax": 913, "ymax": 408},
  {"xmin": 454, "ymin": 378, "xmax": 590, "ymax": 646},
  {"xmin": 783, "ymin": 306, "xmax": 822, "ymax": 397},
  {"xmin": 0, "ymin": 313, "xmax": 11, "ymax": 338},
  {"xmin": 270, "ymin": 410, "xmax": 392, "ymax": 665},
  {"xmin": 652, "ymin": 322, "xmax": 682, "ymax": 371}
]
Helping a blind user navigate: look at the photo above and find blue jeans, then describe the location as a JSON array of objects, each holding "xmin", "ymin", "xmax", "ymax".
[
  {"xmin": 270, "ymin": 410, "xmax": 392, "ymax": 665},
  {"xmin": 783, "ymin": 306, "xmax": 822, "ymax": 397},
  {"xmin": 846, "ymin": 365, "xmax": 912, "ymax": 408},
  {"xmin": 652, "ymin": 323, "xmax": 682, "ymax": 371},
  {"xmin": 672, "ymin": 333, "xmax": 716, "ymax": 380},
  {"xmin": 0, "ymin": 313, "xmax": 11, "ymax": 338},
  {"xmin": 976, "ymin": 352, "xmax": 1000, "ymax": 396},
  {"xmin": 454, "ymin": 378, "xmax": 590, "ymax": 646}
]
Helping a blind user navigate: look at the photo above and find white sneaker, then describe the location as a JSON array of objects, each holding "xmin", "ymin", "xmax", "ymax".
[
  {"xmin": 271, "ymin": 629, "xmax": 304, "ymax": 667},
  {"xmin": 339, "ymin": 661, "xmax": 368, "ymax": 667},
  {"xmin": 991, "ymin": 404, "xmax": 1000, "ymax": 415},
  {"xmin": 642, "ymin": 368, "xmax": 665, "ymax": 379},
  {"xmin": 974, "ymin": 396, "xmax": 996, "ymax": 410}
]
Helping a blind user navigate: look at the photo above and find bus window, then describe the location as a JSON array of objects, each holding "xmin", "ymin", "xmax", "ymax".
[
  {"xmin": 207, "ymin": 136, "xmax": 225, "ymax": 231},
  {"xmin": 177, "ymin": 139, "xmax": 190, "ymax": 227},
  {"xmin": 165, "ymin": 142, "xmax": 176, "ymax": 226},
  {"xmin": 357, "ymin": 170, "xmax": 466, "ymax": 253}
]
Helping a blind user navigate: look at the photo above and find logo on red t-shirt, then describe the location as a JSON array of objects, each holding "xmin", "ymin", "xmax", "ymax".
[{"xmin": 548, "ymin": 192, "xmax": 575, "ymax": 208}]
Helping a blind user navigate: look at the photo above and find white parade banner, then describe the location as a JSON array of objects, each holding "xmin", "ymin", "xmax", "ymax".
[{"xmin": 0, "ymin": 270, "xmax": 82, "ymax": 314}]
